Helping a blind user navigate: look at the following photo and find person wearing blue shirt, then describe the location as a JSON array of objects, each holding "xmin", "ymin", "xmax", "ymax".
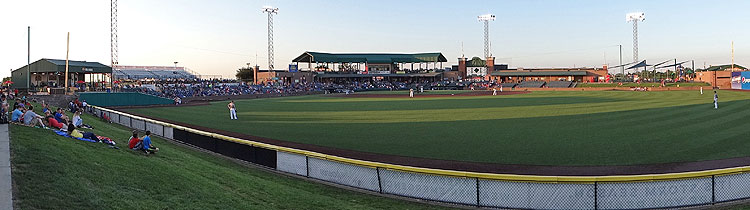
[
  {"xmin": 11, "ymin": 106, "xmax": 23, "ymax": 122},
  {"xmin": 54, "ymin": 108, "xmax": 68, "ymax": 124},
  {"xmin": 141, "ymin": 131, "xmax": 159, "ymax": 154}
]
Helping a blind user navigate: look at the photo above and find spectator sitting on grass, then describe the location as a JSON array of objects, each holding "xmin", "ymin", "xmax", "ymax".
[
  {"xmin": 45, "ymin": 111, "xmax": 67, "ymax": 131},
  {"xmin": 141, "ymin": 131, "xmax": 158, "ymax": 154},
  {"xmin": 23, "ymin": 106, "xmax": 46, "ymax": 128},
  {"xmin": 54, "ymin": 108, "xmax": 69, "ymax": 124},
  {"xmin": 71, "ymin": 111, "xmax": 92, "ymax": 129},
  {"xmin": 11, "ymin": 105, "xmax": 23, "ymax": 122},
  {"xmin": 128, "ymin": 130, "xmax": 141, "ymax": 150}
]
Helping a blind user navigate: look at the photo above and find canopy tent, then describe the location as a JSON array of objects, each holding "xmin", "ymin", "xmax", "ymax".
[{"xmin": 627, "ymin": 60, "xmax": 651, "ymax": 70}]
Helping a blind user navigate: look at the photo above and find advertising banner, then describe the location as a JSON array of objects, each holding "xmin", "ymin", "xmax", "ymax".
[
  {"xmin": 730, "ymin": 71, "xmax": 750, "ymax": 90},
  {"xmin": 467, "ymin": 67, "xmax": 487, "ymax": 77}
]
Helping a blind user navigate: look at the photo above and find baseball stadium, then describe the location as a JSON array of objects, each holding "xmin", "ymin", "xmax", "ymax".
[{"xmin": 6, "ymin": 1, "xmax": 750, "ymax": 210}]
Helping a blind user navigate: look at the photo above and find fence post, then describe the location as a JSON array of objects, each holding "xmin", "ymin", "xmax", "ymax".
[
  {"xmin": 129, "ymin": 115, "xmax": 132, "ymax": 128},
  {"xmin": 712, "ymin": 175, "xmax": 716, "ymax": 204},
  {"xmin": 475, "ymin": 177, "xmax": 480, "ymax": 207},
  {"xmin": 376, "ymin": 167, "xmax": 383, "ymax": 194},
  {"xmin": 594, "ymin": 181, "xmax": 598, "ymax": 210},
  {"xmin": 305, "ymin": 156, "xmax": 309, "ymax": 177}
]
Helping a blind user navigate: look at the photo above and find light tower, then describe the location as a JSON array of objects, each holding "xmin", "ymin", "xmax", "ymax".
[
  {"xmin": 110, "ymin": 0, "xmax": 118, "ymax": 85},
  {"xmin": 478, "ymin": 14, "xmax": 495, "ymax": 59},
  {"xmin": 626, "ymin": 12, "xmax": 645, "ymax": 62},
  {"xmin": 262, "ymin": 6, "xmax": 279, "ymax": 70}
]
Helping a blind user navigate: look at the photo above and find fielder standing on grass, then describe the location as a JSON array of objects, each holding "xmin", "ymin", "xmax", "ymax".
[
  {"xmin": 228, "ymin": 100, "xmax": 238, "ymax": 120},
  {"xmin": 714, "ymin": 90, "xmax": 719, "ymax": 109},
  {"xmin": 409, "ymin": 88, "xmax": 414, "ymax": 98},
  {"xmin": 493, "ymin": 88, "xmax": 497, "ymax": 96}
]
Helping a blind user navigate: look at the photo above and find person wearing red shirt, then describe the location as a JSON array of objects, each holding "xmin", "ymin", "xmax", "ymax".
[{"xmin": 128, "ymin": 130, "xmax": 141, "ymax": 149}]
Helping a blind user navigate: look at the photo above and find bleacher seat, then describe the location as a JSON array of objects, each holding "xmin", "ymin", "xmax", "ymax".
[
  {"xmin": 546, "ymin": 81, "xmax": 573, "ymax": 88},
  {"xmin": 499, "ymin": 83, "xmax": 518, "ymax": 88},
  {"xmin": 518, "ymin": 81, "xmax": 545, "ymax": 88}
]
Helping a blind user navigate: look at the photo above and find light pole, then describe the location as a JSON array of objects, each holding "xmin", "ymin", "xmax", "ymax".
[
  {"xmin": 626, "ymin": 12, "xmax": 645, "ymax": 62},
  {"xmin": 619, "ymin": 44, "xmax": 623, "ymax": 80},
  {"xmin": 478, "ymin": 14, "xmax": 496, "ymax": 59},
  {"xmin": 174, "ymin": 61, "xmax": 178, "ymax": 68},
  {"xmin": 262, "ymin": 6, "xmax": 279, "ymax": 70}
]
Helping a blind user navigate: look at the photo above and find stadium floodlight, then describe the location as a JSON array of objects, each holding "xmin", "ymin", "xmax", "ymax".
[
  {"xmin": 626, "ymin": 12, "xmax": 645, "ymax": 62},
  {"xmin": 262, "ymin": 6, "xmax": 279, "ymax": 70},
  {"xmin": 478, "ymin": 14, "xmax": 496, "ymax": 59}
]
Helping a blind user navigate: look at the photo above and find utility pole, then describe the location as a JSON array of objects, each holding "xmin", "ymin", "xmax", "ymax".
[
  {"xmin": 27, "ymin": 26, "xmax": 30, "ymax": 90},
  {"xmin": 619, "ymin": 44, "xmax": 623, "ymax": 80},
  {"xmin": 65, "ymin": 32, "xmax": 70, "ymax": 94},
  {"xmin": 262, "ymin": 6, "xmax": 279, "ymax": 70},
  {"xmin": 731, "ymin": 41, "xmax": 735, "ymax": 71}
]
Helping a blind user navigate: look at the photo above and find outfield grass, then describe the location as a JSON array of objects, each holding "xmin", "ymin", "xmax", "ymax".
[
  {"xmin": 355, "ymin": 90, "xmax": 471, "ymax": 95},
  {"xmin": 10, "ymin": 107, "xmax": 449, "ymax": 209},
  {"xmin": 576, "ymin": 82, "xmax": 710, "ymax": 87},
  {"xmin": 128, "ymin": 90, "xmax": 750, "ymax": 166}
]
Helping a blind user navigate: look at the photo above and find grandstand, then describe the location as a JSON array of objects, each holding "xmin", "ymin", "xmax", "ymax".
[{"xmin": 114, "ymin": 65, "xmax": 199, "ymax": 80}]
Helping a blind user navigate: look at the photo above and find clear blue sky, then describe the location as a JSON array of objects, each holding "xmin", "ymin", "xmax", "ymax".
[{"xmin": 1, "ymin": 0, "xmax": 748, "ymax": 78}]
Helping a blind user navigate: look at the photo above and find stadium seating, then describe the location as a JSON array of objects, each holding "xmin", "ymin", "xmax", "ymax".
[
  {"xmin": 499, "ymin": 83, "xmax": 518, "ymax": 88},
  {"xmin": 114, "ymin": 67, "xmax": 198, "ymax": 80},
  {"xmin": 546, "ymin": 81, "xmax": 573, "ymax": 88},
  {"xmin": 518, "ymin": 81, "xmax": 545, "ymax": 88}
]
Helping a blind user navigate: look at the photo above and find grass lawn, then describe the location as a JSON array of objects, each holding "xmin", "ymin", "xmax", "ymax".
[
  {"xmin": 576, "ymin": 82, "xmax": 710, "ymax": 87},
  {"xmin": 10, "ymin": 107, "xmax": 449, "ymax": 209},
  {"xmin": 128, "ymin": 90, "xmax": 750, "ymax": 166}
]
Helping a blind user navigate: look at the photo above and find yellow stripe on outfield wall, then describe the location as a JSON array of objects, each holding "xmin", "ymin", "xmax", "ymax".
[{"xmin": 93, "ymin": 105, "xmax": 750, "ymax": 183}]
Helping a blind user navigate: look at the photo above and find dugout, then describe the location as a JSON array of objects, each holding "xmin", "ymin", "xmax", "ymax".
[{"xmin": 11, "ymin": 58, "xmax": 112, "ymax": 92}]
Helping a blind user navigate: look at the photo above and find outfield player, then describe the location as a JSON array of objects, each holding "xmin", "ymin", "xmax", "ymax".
[
  {"xmin": 409, "ymin": 89, "xmax": 414, "ymax": 98},
  {"xmin": 493, "ymin": 88, "xmax": 497, "ymax": 96},
  {"xmin": 228, "ymin": 100, "xmax": 237, "ymax": 120},
  {"xmin": 714, "ymin": 91, "xmax": 718, "ymax": 109}
]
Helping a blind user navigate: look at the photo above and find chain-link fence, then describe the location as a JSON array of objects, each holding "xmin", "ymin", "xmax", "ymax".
[{"xmin": 89, "ymin": 105, "xmax": 750, "ymax": 210}]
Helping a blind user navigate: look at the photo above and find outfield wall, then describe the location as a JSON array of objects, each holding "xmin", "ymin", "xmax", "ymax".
[{"xmin": 90, "ymin": 105, "xmax": 750, "ymax": 209}]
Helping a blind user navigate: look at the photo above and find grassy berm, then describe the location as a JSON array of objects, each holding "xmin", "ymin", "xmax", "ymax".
[{"xmin": 9, "ymin": 107, "xmax": 449, "ymax": 209}]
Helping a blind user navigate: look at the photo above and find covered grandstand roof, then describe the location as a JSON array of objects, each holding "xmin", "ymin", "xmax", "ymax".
[
  {"xmin": 490, "ymin": 71, "xmax": 588, "ymax": 76},
  {"xmin": 292, "ymin": 52, "xmax": 448, "ymax": 64}
]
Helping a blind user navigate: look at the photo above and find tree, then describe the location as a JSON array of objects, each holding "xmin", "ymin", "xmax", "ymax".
[
  {"xmin": 1, "ymin": 77, "xmax": 10, "ymax": 83},
  {"xmin": 236, "ymin": 67, "xmax": 254, "ymax": 82}
]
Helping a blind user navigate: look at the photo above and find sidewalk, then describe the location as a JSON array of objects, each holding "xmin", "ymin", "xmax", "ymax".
[{"xmin": 0, "ymin": 124, "xmax": 11, "ymax": 210}]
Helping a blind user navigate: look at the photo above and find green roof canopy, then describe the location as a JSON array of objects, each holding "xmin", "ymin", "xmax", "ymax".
[
  {"xmin": 292, "ymin": 52, "xmax": 447, "ymax": 64},
  {"xmin": 12, "ymin": 58, "xmax": 111, "ymax": 74},
  {"xmin": 490, "ymin": 71, "xmax": 588, "ymax": 76}
]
